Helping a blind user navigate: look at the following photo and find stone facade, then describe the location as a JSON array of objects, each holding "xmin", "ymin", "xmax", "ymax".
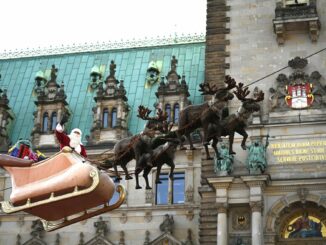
[{"xmin": 0, "ymin": 0, "xmax": 326, "ymax": 245}]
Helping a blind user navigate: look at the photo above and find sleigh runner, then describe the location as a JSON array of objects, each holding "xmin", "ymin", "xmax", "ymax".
[{"xmin": 0, "ymin": 146, "xmax": 126, "ymax": 232}]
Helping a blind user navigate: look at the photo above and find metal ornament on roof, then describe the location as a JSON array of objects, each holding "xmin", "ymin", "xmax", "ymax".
[{"xmin": 0, "ymin": 33, "xmax": 205, "ymax": 60}]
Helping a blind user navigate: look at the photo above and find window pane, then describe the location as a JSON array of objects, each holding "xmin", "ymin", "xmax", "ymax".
[
  {"xmin": 156, "ymin": 173, "xmax": 169, "ymax": 205},
  {"xmin": 51, "ymin": 112, "xmax": 57, "ymax": 130},
  {"xmin": 173, "ymin": 172, "xmax": 185, "ymax": 204},
  {"xmin": 111, "ymin": 108, "xmax": 117, "ymax": 128},
  {"xmin": 165, "ymin": 104, "xmax": 171, "ymax": 122},
  {"xmin": 42, "ymin": 113, "xmax": 48, "ymax": 132},
  {"xmin": 173, "ymin": 104, "xmax": 179, "ymax": 124},
  {"xmin": 103, "ymin": 108, "xmax": 108, "ymax": 128}
]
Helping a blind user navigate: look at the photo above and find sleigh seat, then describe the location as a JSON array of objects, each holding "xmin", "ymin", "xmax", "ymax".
[{"xmin": 0, "ymin": 147, "xmax": 125, "ymax": 231}]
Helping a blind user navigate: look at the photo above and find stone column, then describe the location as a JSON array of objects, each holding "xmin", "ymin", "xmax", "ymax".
[
  {"xmin": 217, "ymin": 204, "xmax": 228, "ymax": 245},
  {"xmin": 242, "ymin": 175, "xmax": 269, "ymax": 245},
  {"xmin": 207, "ymin": 177, "xmax": 234, "ymax": 245},
  {"xmin": 250, "ymin": 201, "xmax": 263, "ymax": 245}
]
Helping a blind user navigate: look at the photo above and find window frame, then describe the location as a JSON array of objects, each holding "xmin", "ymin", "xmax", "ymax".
[{"xmin": 155, "ymin": 171, "xmax": 185, "ymax": 205}]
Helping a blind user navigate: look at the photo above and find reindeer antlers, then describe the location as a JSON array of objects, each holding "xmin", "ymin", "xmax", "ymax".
[
  {"xmin": 224, "ymin": 75, "xmax": 236, "ymax": 90},
  {"xmin": 233, "ymin": 83, "xmax": 264, "ymax": 102},
  {"xmin": 199, "ymin": 76, "xmax": 237, "ymax": 95},
  {"xmin": 137, "ymin": 105, "xmax": 168, "ymax": 122},
  {"xmin": 199, "ymin": 82, "xmax": 218, "ymax": 95}
]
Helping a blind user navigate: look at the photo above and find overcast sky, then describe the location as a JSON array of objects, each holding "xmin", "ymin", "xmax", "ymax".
[{"xmin": 0, "ymin": 0, "xmax": 206, "ymax": 53}]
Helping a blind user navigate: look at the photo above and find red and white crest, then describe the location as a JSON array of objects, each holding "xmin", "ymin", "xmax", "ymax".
[{"xmin": 285, "ymin": 83, "xmax": 314, "ymax": 109}]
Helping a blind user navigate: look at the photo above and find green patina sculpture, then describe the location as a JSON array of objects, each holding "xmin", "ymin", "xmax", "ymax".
[
  {"xmin": 246, "ymin": 136, "xmax": 269, "ymax": 173},
  {"xmin": 214, "ymin": 143, "xmax": 234, "ymax": 174}
]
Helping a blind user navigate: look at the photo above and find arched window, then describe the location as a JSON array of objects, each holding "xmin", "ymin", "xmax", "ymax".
[
  {"xmin": 165, "ymin": 104, "xmax": 171, "ymax": 122},
  {"xmin": 102, "ymin": 108, "xmax": 109, "ymax": 128},
  {"xmin": 173, "ymin": 104, "xmax": 180, "ymax": 124},
  {"xmin": 111, "ymin": 108, "xmax": 117, "ymax": 128},
  {"xmin": 51, "ymin": 112, "xmax": 57, "ymax": 131},
  {"xmin": 42, "ymin": 112, "xmax": 49, "ymax": 133}
]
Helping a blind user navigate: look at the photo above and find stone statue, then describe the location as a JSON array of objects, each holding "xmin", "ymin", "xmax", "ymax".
[
  {"xmin": 246, "ymin": 136, "xmax": 269, "ymax": 173},
  {"xmin": 94, "ymin": 216, "xmax": 109, "ymax": 236},
  {"xmin": 159, "ymin": 214, "xmax": 174, "ymax": 233},
  {"xmin": 214, "ymin": 143, "xmax": 234, "ymax": 174},
  {"xmin": 288, "ymin": 211, "xmax": 322, "ymax": 238}
]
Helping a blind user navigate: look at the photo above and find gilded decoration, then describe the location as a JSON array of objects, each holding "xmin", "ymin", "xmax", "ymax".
[
  {"xmin": 232, "ymin": 208, "xmax": 251, "ymax": 231},
  {"xmin": 269, "ymin": 57, "xmax": 326, "ymax": 111}
]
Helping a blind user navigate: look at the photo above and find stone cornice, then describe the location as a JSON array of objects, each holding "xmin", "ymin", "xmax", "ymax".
[
  {"xmin": 207, "ymin": 177, "xmax": 234, "ymax": 190},
  {"xmin": 241, "ymin": 175, "xmax": 269, "ymax": 189}
]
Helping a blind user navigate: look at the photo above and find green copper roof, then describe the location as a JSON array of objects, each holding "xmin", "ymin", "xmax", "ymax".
[{"xmin": 0, "ymin": 42, "xmax": 205, "ymax": 144}]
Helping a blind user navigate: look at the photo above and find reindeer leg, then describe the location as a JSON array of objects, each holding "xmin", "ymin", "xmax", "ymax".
[
  {"xmin": 121, "ymin": 164, "xmax": 133, "ymax": 180},
  {"xmin": 135, "ymin": 167, "xmax": 143, "ymax": 189},
  {"xmin": 204, "ymin": 143, "xmax": 212, "ymax": 160},
  {"xmin": 155, "ymin": 165, "xmax": 162, "ymax": 184},
  {"xmin": 212, "ymin": 137, "xmax": 222, "ymax": 160},
  {"xmin": 229, "ymin": 132, "xmax": 236, "ymax": 155},
  {"xmin": 168, "ymin": 160, "xmax": 175, "ymax": 181},
  {"xmin": 237, "ymin": 128, "xmax": 248, "ymax": 150},
  {"xmin": 187, "ymin": 133, "xmax": 196, "ymax": 150},
  {"xmin": 113, "ymin": 163, "xmax": 122, "ymax": 182},
  {"xmin": 143, "ymin": 167, "xmax": 152, "ymax": 189}
]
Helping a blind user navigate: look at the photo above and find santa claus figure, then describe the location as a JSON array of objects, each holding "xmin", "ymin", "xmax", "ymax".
[{"xmin": 55, "ymin": 123, "xmax": 87, "ymax": 158}]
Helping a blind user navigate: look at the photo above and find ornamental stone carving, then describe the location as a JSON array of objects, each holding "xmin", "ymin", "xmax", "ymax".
[
  {"xmin": 159, "ymin": 214, "xmax": 174, "ymax": 233},
  {"xmin": 269, "ymin": 57, "xmax": 326, "ymax": 119},
  {"xmin": 0, "ymin": 88, "xmax": 13, "ymax": 151},
  {"xmin": 273, "ymin": 0, "xmax": 321, "ymax": 44}
]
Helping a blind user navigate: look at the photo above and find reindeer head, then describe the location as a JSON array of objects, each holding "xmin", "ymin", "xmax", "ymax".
[
  {"xmin": 199, "ymin": 75, "xmax": 236, "ymax": 102},
  {"xmin": 233, "ymin": 83, "xmax": 264, "ymax": 112},
  {"xmin": 137, "ymin": 105, "xmax": 170, "ymax": 134}
]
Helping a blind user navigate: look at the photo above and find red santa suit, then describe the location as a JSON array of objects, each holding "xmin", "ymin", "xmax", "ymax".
[{"xmin": 55, "ymin": 124, "xmax": 87, "ymax": 158}]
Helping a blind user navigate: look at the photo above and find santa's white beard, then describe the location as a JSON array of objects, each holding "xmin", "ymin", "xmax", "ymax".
[{"xmin": 69, "ymin": 135, "xmax": 81, "ymax": 153}]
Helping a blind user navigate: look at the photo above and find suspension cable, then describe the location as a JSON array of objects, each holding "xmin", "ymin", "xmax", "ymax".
[{"xmin": 244, "ymin": 47, "xmax": 326, "ymax": 88}]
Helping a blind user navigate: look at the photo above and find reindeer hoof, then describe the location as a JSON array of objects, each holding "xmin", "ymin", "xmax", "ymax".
[
  {"xmin": 125, "ymin": 175, "xmax": 133, "ymax": 180},
  {"xmin": 146, "ymin": 186, "xmax": 152, "ymax": 190},
  {"xmin": 241, "ymin": 145, "xmax": 247, "ymax": 150},
  {"xmin": 230, "ymin": 151, "xmax": 236, "ymax": 155},
  {"xmin": 135, "ymin": 186, "xmax": 142, "ymax": 189},
  {"xmin": 155, "ymin": 180, "xmax": 162, "ymax": 184},
  {"xmin": 114, "ymin": 177, "xmax": 122, "ymax": 183}
]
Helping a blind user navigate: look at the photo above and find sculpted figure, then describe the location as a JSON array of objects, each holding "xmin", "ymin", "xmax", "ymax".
[
  {"xmin": 288, "ymin": 211, "xmax": 322, "ymax": 238},
  {"xmin": 214, "ymin": 143, "xmax": 233, "ymax": 174},
  {"xmin": 246, "ymin": 136, "xmax": 269, "ymax": 173}
]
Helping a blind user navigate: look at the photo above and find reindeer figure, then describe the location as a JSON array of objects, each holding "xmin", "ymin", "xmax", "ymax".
[
  {"xmin": 204, "ymin": 83, "xmax": 264, "ymax": 157},
  {"xmin": 177, "ymin": 76, "xmax": 236, "ymax": 159},
  {"xmin": 134, "ymin": 131, "xmax": 179, "ymax": 189},
  {"xmin": 110, "ymin": 106, "xmax": 170, "ymax": 181}
]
